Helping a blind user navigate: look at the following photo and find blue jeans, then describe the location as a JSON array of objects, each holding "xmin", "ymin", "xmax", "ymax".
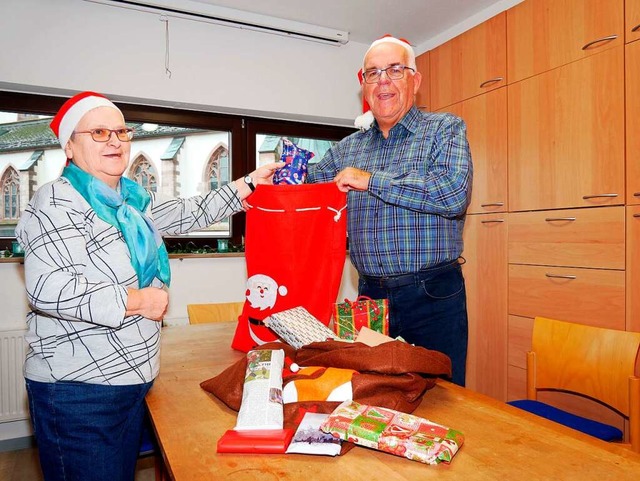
[
  {"xmin": 25, "ymin": 379, "xmax": 153, "ymax": 481},
  {"xmin": 359, "ymin": 260, "xmax": 469, "ymax": 386}
]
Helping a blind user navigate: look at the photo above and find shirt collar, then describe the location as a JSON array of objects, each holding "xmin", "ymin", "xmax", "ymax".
[{"xmin": 372, "ymin": 106, "xmax": 421, "ymax": 137}]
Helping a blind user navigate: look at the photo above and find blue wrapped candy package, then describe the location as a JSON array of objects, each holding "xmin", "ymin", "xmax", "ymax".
[{"xmin": 273, "ymin": 138, "xmax": 314, "ymax": 185}]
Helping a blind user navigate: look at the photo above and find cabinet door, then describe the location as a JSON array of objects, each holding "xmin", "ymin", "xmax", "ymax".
[
  {"xmin": 440, "ymin": 88, "xmax": 507, "ymax": 214},
  {"xmin": 508, "ymin": 207, "xmax": 625, "ymax": 269},
  {"xmin": 508, "ymin": 264, "xmax": 625, "ymax": 329},
  {"xmin": 415, "ymin": 51, "xmax": 430, "ymax": 110},
  {"xmin": 626, "ymin": 41, "xmax": 640, "ymax": 204},
  {"xmin": 627, "ymin": 0, "xmax": 640, "ymax": 43},
  {"xmin": 507, "ymin": 315, "xmax": 532, "ymax": 401},
  {"xmin": 507, "ymin": 0, "xmax": 623, "ymax": 83},
  {"xmin": 627, "ymin": 206, "xmax": 640, "ymax": 333},
  {"xmin": 508, "ymin": 47, "xmax": 624, "ymax": 212},
  {"xmin": 462, "ymin": 213, "xmax": 508, "ymax": 400},
  {"xmin": 430, "ymin": 12, "xmax": 506, "ymax": 110}
]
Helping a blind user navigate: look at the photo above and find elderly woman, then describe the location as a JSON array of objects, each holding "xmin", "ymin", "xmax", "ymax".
[{"xmin": 15, "ymin": 91, "xmax": 282, "ymax": 481}]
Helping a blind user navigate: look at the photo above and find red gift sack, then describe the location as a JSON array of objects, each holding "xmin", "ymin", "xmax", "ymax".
[{"xmin": 231, "ymin": 183, "xmax": 347, "ymax": 352}]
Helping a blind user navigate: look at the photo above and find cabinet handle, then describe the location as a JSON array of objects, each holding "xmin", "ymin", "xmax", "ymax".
[
  {"xmin": 632, "ymin": 24, "xmax": 640, "ymax": 32},
  {"xmin": 545, "ymin": 273, "xmax": 577, "ymax": 280},
  {"xmin": 634, "ymin": 213, "xmax": 640, "ymax": 218},
  {"xmin": 545, "ymin": 217, "xmax": 576, "ymax": 222},
  {"xmin": 581, "ymin": 34, "xmax": 618, "ymax": 50},
  {"xmin": 582, "ymin": 193, "xmax": 618, "ymax": 199},
  {"xmin": 634, "ymin": 192, "xmax": 640, "ymax": 197},
  {"xmin": 480, "ymin": 202, "xmax": 504, "ymax": 207},
  {"xmin": 479, "ymin": 77, "xmax": 504, "ymax": 88},
  {"xmin": 481, "ymin": 219, "xmax": 505, "ymax": 224}
]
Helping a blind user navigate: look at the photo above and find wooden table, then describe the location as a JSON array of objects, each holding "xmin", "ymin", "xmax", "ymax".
[{"xmin": 146, "ymin": 323, "xmax": 640, "ymax": 480}]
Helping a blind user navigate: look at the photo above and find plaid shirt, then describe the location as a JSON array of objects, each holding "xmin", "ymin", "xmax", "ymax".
[{"xmin": 308, "ymin": 107, "xmax": 472, "ymax": 277}]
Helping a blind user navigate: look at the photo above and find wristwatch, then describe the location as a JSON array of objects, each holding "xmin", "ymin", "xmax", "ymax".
[{"xmin": 244, "ymin": 175, "xmax": 255, "ymax": 192}]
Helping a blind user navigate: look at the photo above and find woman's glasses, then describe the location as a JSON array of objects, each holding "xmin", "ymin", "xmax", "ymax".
[{"xmin": 73, "ymin": 128, "xmax": 134, "ymax": 142}]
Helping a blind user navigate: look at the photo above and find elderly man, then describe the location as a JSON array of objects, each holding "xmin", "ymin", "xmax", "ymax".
[{"xmin": 308, "ymin": 36, "xmax": 473, "ymax": 386}]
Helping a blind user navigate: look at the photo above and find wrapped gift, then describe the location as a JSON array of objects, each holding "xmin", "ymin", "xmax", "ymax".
[
  {"xmin": 273, "ymin": 138, "xmax": 314, "ymax": 185},
  {"xmin": 320, "ymin": 400, "xmax": 464, "ymax": 465},
  {"xmin": 333, "ymin": 296, "xmax": 389, "ymax": 341}
]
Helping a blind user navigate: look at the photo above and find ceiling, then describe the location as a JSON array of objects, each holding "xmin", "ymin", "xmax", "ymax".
[{"xmin": 187, "ymin": 0, "xmax": 517, "ymax": 48}]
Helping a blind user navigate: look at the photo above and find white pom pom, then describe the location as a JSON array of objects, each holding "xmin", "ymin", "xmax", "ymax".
[
  {"xmin": 354, "ymin": 111, "xmax": 375, "ymax": 131},
  {"xmin": 290, "ymin": 362, "xmax": 300, "ymax": 373}
]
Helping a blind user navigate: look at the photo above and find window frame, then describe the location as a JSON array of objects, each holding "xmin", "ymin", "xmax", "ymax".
[{"xmin": 0, "ymin": 90, "xmax": 353, "ymax": 252}]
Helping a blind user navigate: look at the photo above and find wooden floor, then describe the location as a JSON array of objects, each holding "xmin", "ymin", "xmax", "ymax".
[{"xmin": 0, "ymin": 446, "xmax": 156, "ymax": 481}]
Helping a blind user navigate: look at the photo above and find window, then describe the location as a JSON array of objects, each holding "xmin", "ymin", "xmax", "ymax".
[
  {"xmin": 206, "ymin": 146, "xmax": 230, "ymax": 191},
  {"xmin": 1, "ymin": 167, "xmax": 20, "ymax": 221},
  {"xmin": 129, "ymin": 155, "xmax": 158, "ymax": 192},
  {"xmin": 0, "ymin": 91, "xmax": 353, "ymax": 252}
]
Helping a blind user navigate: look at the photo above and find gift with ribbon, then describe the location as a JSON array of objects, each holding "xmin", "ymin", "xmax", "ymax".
[{"xmin": 332, "ymin": 296, "xmax": 389, "ymax": 341}]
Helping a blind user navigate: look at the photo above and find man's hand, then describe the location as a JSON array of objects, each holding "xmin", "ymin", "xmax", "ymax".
[{"xmin": 334, "ymin": 167, "xmax": 372, "ymax": 192}]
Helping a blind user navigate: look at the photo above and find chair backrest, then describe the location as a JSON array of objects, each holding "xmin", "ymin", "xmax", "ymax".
[
  {"xmin": 527, "ymin": 316, "xmax": 640, "ymax": 451},
  {"xmin": 187, "ymin": 302, "xmax": 244, "ymax": 324}
]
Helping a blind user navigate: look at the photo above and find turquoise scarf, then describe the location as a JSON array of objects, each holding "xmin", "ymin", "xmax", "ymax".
[{"xmin": 62, "ymin": 162, "xmax": 171, "ymax": 288}]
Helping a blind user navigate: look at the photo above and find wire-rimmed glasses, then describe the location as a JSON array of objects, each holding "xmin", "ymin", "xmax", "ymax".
[{"xmin": 362, "ymin": 65, "xmax": 415, "ymax": 84}]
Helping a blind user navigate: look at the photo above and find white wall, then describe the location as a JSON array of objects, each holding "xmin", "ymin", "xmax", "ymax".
[{"xmin": 0, "ymin": 0, "xmax": 367, "ymax": 126}]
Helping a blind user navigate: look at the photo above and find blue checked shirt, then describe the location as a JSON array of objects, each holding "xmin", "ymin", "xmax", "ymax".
[{"xmin": 308, "ymin": 107, "xmax": 472, "ymax": 277}]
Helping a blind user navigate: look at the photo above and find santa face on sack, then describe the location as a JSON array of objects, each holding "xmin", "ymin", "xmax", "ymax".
[
  {"xmin": 245, "ymin": 274, "xmax": 288, "ymax": 345},
  {"xmin": 246, "ymin": 274, "xmax": 287, "ymax": 310}
]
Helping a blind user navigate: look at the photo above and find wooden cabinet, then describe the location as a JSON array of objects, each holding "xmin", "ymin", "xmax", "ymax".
[
  {"xmin": 429, "ymin": 12, "xmax": 506, "ymax": 110},
  {"xmin": 508, "ymin": 207, "xmax": 625, "ymax": 269},
  {"xmin": 508, "ymin": 46, "xmax": 624, "ymax": 212},
  {"xmin": 507, "ymin": 314, "xmax": 532, "ymax": 400},
  {"xmin": 415, "ymin": 51, "xmax": 430, "ymax": 110},
  {"xmin": 508, "ymin": 264, "xmax": 625, "ymax": 329},
  {"xmin": 462, "ymin": 213, "xmax": 508, "ymax": 400},
  {"xmin": 626, "ymin": 41, "xmax": 640, "ymax": 204},
  {"xmin": 628, "ymin": 206, "xmax": 640, "ymax": 333},
  {"xmin": 507, "ymin": 0, "xmax": 623, "ymax": 83},
  {"xmin": 439, "ymin": 88, "xmax": 507, "ymax": 214},
  {"xmin": 627, "ymin": 0, "xmax": 640, "ymax": 43}
]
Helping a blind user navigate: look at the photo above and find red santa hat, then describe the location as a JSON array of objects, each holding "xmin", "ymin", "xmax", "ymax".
[
  {"xmin": 50, "ymin": 91, "xmax": 122, "ymax": 149},
  {"xmin": 355, "ymin": 35, "xmax": 416, "ymax": 131}
]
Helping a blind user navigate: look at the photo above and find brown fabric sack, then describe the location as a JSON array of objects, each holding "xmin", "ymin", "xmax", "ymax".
[{"xmin": 200, "ymin": 340, "xmax": 451, "ymax": 435}]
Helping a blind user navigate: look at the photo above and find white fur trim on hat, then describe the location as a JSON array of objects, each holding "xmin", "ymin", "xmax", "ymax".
[{"xmin": 50, "ymin": 92, "xmax": 121, "ymax": 149}]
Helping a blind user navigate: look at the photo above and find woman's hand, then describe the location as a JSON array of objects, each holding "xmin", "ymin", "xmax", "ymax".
[
  {"xmin": 126, "ymin": 287, "xmax": 169, "ymax": 322},
  {"xmin": 233, "ymin": 161, "xmax": 285, "ymax": 202}
]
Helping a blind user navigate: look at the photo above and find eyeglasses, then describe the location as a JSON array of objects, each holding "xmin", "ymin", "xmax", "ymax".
[
  {"xmin": 73, "ymin": 128, "xmax": 134, "ymax": 142},
  {"xmin": 362, "ymin": 65, "xmax": 415, "ymax": 84}
]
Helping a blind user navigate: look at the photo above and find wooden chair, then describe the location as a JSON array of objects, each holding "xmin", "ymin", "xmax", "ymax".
[
  {"xmin": 187, "ymin": 301, "xmax": 244, "ymax": 324},
  {"xmin": 508, "ymin": 316, "xmax": 640, "ymax": 452}
]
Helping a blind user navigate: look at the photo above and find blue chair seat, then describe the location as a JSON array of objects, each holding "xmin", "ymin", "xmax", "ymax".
[{"xmin": 507, "ymin": 399, "xmax": 623, "ymax": 442}]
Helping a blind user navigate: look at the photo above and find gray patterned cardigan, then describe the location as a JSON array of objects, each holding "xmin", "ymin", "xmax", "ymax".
[{"xmin": 15, "ymin": 177, "xmax": 242, "ymax": 385}]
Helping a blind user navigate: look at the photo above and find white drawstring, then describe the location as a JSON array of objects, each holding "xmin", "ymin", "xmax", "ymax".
[
  {"xmin": 255, "ymin": 205, "xmax": 346, "ymax": 222},
  {"xmin": 328, "ymin": 205, "xmax": 347, "ymax": 222}
]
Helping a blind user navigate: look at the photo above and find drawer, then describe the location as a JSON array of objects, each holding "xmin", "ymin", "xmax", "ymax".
[
  {"xmin": 508, "ymin": 207, "xmax": 625, "ymax": 269},
  {"xmin": 508, "ymin": 264, "xmax": 625, "ymax": 328}
]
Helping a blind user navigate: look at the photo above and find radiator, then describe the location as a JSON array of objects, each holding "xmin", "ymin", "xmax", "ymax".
[{"xmin": 0, "ymin": 329, "xmax": 29, "ymax": 422}]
